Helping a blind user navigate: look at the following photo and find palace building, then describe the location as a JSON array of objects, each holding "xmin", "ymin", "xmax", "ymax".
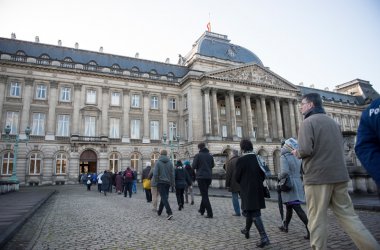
[{"xmin": 0, "ymin": 32, "xmax": 378, "ymax": 192}]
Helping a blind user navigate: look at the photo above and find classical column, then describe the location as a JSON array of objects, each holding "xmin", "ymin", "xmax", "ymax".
[
  {"xmin": 275, "ymin": 98, "xmax": 284, "ymax": 139},
  {"xmin": 101, "ymin": 86, "xmax": 109, "ymax": 137},
  {"xmin": 255, "ymin": 97, "xmax": 263, "ymax": 139},
  {"xmin": 211, "ymin": 88, "xmax": 220, "ymax": 136},
  {"xmin": 72, "ymin": 83, "xmax": 82, "ymax": 135},
  {"xmin": 270, "ymin": 99, "xmax": 278, "ymax": 139},
  {"xmin": 122, "ymin": 89, "xmax": 130, "ymax": 142},
  {"xmin": 0, "ymin": 76, "xmax": 7, "ymax": 127},
  {"xmin": 162, "ymin": 93, "xmax": 168, "ymax": 137},
  {"xmin": 240, "ymin": 94, "xmax": 248, "ymax": 138},
  {"xmin": 288, "ymin": 99, "xmax": 296, "ymax": 138},
  {"xmin": 261, "ymin": 96, "xmax": 270, "ymax": 141},
  {"xmin": 225, "ymin": 92, "xmax": 232, "ymax": 137},
  {"xmin": 142, "ymin": 91, "xmax": 150, "ymax": 143},
  {"xmin": 228, "ymin": 91, "xmax": 237, "ymax": 137},
  {"xmin": 203, "ymin": 88, "xmax": 211, "ymax": 135},
  {"xmin": 46, "ymin": 81, "xmax": 58, "ymax": 140},
  {"xmin": 294, "ymin": 100, "xmax": 301, "ymax": 135},
  {"xmin": 245, "ymin": 93, "xmax": 254, "ymax": 138},
  {"xmin": 20, "ymin": 78, "xmax": 33, "ymax": 135}
]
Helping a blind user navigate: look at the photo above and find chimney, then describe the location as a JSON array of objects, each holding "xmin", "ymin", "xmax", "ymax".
[
  {"xmin": 58, "ymin": 40, "xmax": 62, "ymax": 46},
  {"xmin": 165, "ymin": 58, "xmax": 170, "ymax": 63},
  {"xmin": 135, "ymin": 52, "xmax": 139, "ymax": 58},
  {"xmin": 11, "ymin": 33, "xmax": 16, "ymax": 39},
  {"xmin": 299, "ymin": 82, "xmax": 304, "ymax": 86},
  {"xmin": 99, "ymin": 46, "xmax": 103, "ymax": 52},
  {"xmin": 324, "ymin": 87, "xmax": 329, "ymax": 91},
  {"xmin": 310, "ymin": 84, "xmax": 315, "ymax": 88},
  {"xmin": 75, "ymin": 42, "xmax": 79, "ymax": 49},
  {"xmin": 35, "ymin": 36, "xmax": 39, "ymax": 43}
]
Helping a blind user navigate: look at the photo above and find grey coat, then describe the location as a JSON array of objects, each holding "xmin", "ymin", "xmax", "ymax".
[
  {"xmin": 153, "ymin": 155, "xmax": 175, "ymax": 186},
  {"xmin": 225, "ymin": 155, "xmax": 240, "ymax": 193},
  {"xmin": 279, "ymin": 150, "xmax": 305, "ymax": 203}
]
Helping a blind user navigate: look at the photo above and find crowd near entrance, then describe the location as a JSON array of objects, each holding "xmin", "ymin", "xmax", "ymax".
[{"xmin": 79, "ymin": 150, "xmax": 97, "ymax": 174}]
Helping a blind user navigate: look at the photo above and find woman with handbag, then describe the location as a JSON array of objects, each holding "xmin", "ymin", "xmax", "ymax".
[
  {"xmin": 142, "ymin": 162, "xmax": 152, "ymax": 202},
  {"xmin": 278, "ymin": 138, "xmax": 310, "ymax": 240},
  {"xmin": 235, "ymin": 139, "xmax": 270, "ymax": 248}
]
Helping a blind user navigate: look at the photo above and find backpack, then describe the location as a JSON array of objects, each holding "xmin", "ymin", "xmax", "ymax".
[{"xmin": 125, "ymin": 170, "xmax": 133, "ymax": 179}]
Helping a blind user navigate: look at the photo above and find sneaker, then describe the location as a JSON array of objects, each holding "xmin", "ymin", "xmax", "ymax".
[{"xmin": 167, "ymin": 214, "xmax": 173, "ymax": 220}]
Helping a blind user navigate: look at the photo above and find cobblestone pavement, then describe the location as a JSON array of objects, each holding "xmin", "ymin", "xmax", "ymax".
[{"xmin": 4, "ymin": 184, "xmax": 380, "ymax": 250}]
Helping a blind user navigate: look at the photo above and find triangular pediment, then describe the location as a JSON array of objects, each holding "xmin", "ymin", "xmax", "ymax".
[{"xmin": 205, "ymin": 63, "xmax": 298, "ymax": 90}]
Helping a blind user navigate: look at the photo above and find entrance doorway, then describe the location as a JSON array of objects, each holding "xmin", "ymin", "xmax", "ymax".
[{"xmin": 79, "ymin": 150, "xmax": 97, "ymax": 174}]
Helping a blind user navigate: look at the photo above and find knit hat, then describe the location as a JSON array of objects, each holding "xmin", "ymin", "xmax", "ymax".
[
  {"xmin": 146, "ymin": 162, "xmax": 151, "ymax": 167},
  {"xmin": 176, "ymin": 160, "xmax": 183, "ymax": 167},
  {"xmin": 183, "ymin": 160, "xmax": 190, "ymax": 166},
  {"xmin": 283, "ymin": 138, "xmax": 298, "ymax": 152}
]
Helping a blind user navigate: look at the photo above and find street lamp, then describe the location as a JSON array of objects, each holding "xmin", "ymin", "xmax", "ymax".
[
  {"xmin": 3, "ymin": 125, "xmax": 31, "ymax": 182},
  {"xmin": 162, "ymin": 133, "xmax": 180, "ymax": 165}
]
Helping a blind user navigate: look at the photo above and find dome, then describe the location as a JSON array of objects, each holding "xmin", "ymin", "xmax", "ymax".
[{"xmin": 188, "ymin": 32, "xmax": 263, "ymax": 66}]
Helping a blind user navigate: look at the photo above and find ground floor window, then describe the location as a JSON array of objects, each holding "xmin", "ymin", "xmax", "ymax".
[
  {"xmin": 2, "ymin": 152, "xmax": 13, "ymax": 175},
  {"xmin": 29, "ymin": 153, "xmax": 42, "ymax": 174},
  {"xmin": 56, "ymin": 153, "xmax": 67, "ymax": 174}
]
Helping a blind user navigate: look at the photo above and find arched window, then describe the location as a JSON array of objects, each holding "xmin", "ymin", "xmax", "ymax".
[
  {"xmin": 109, "ymin": 153, "xmax": 119, "ymax": 173},
  {"xmin": 12, "ymin": 50, "xmax": 26, "ymax": 62},
  {"xmin": 56, "ymin": 153, "xmax": 67, "ymax": 174},
  {"xmin": 151, "ymin": 153, "xmax": 160, "ymax": 167},
  {"xmin": 167, "ymin": 72, "xmax": 174, "ymax": 81},
  {"xmin": 2, "ymin": 152, "xmax": 14, "ymax": 175},
  {"xmin": 62, "ymin": 57, "xmax": 74, "ymax": 68},
  {"xmin": 87, "ymin": 61, "xmax": 97, "ymax": 71},
  {"xmin": 150, "ymin": 70, "xmax": 158, "ymax": 79},
  {"xmin": 130, "ymin": 153, "xmax": 139, "ymax": 170},
  {"xmin": 38, "ymin": 54, "xmax": 50, "ymax": 65},
  {"xmin": 111, "ymin": 64, "xmax": 121, "ymax": 74},
  {"xmin": 29, "ymin": 152, "xmax": 42, "ymax": 174},
  {"xmin": 131, "ymin": 67, "xmax": 140, "ymax": 77}
]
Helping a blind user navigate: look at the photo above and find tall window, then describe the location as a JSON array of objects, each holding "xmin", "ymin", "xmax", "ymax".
[
  {"xmin": 32, "ymin": 113, "xmax": 45, "ymax": 135},
  {"xmin": 130, "ymin": 153, "xmax": 139, "ymax": 170},
  {"xmin": 36, "ymin": 84, "xmax": 47, "ymax": 99},
  {"xmin": 150, "ymin": 121, "xmax": 159, "ymax": 140},
  {"xmin": 57, "ymin": 115, "xmax": 70, "ymax": 136},
  {"xmin": 10, "ymin": 82, "xmax": 21, "ymax": 97},
  {"xmin": 151, "ymin": 153, "xmax": 160, "ymax": 167},
  {"xmin": 84, "ymin": 116, "xmax": 96, "ymax": 136},
  {"xmin": 86, "ymin": 89, "xmax": 96, "ymax": 104},
  {"xmin": 56, "ymin": 153, "xmax": 67, "ymax": 174},
  {"xmin": 111, "ymin": 92, "xmax": 121, "ymax": 106},
  {"xmin": 131, "ymin": 94, "xmax": 140, "ymax": 107},
  {"xmin": 6, "ymin": 111, "xmax": 19, "ymax": 134},
  {"xmin": 222, "ymin": 125, "xmax": 228, "ymax": 138},
  {"xmin": 169, "ymin": 98, "xmax": 176, "ymax": 110},
  {"xmin": 184, "ymin": 119, "xmax": 189, "ymax": 140},
  {"xmin": 151, "ymin": 96, "xmax": 159, "ymax": 109},
  {"xmin": 220, "ymin": 104, "xmax": 226, "ymax": 115},
  {"xmin": 2, "ymin": 152, "xmax": 13, "ymax": 175},
  {"xmin": 60, "ymin": 87, "xmax": 71, "ymax": 102},
  {"xmin": 183, "ymin": 95, "xmax": 188, "ymax": 109},
  {"xmin": 29, "ymin": 153, "xmax": 42, "ymax": 174},
  {"xmin": 131, "ymin": 119, "xmax": 140, "ymax": 139},
  {"xmin": 109, "ymin": 153, "xmax": 119, "ymax": 173},
  {"xmin": 236, "ymin": 126, "xmax": 242, "ymax": 138},
  {"xmin": 109, "ymin": 118, "xmax": 120, "ymax": 138},
  {"xmin": 235, "ymin": 106, "xmax": 241, "ymax": 116},
  {"xmin": 169, "ymin": 122, "xmax": 177, "ymax": 140}
]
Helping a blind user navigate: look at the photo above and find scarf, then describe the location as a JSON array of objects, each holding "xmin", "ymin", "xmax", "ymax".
[{"xmin": 304, "ymin": 106, "xmax": 326, "ymax": 119}]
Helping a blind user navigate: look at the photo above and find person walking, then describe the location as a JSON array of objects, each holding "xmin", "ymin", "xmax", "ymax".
[
  {"xmin": 193, "ymin": 142, "xmax": 214, "ymax": 218},
  {"xmin": 235, "ymin": 139, "xmax": 270, "ymax": 248},
  {"xmin": 142, "ymin": 162, "xmax": 152, "ymax": 202},
  {"xmin": 85, "ymin": 173, "xmax": 92, "ymax": 191},
  {"xmin": 123, "ymin": 167, "xmax": 134, "ymax": 198},
  {"xmin": 225, "ymin": 149, "xmax": 241, "ymax": 216},
  {"xmin": 278, "ymin": 138, "xmax": 309, "ymax": 240},
  {"xmin": 97, "ymin": 171, "xmax": 103, "ymax": 193},
  {"xmin": 132, "ymin": 167, "xmax": 138, "ymax": 194},
  {"xmin": 184, "ymin": 160, "xmax": 195, "ymax": 205},
  {"xmin": 153, "ymin": 149, "xmax": 175, "ymax": 220},
  {"xmin": 101, "ymin": 170, "xmax": 110, "ymax": 196},
  {"xmin": 148, "ymin": 163, "xmax": 160, "ymax": 212},
  {"xmin": 292, "ymin": 92, "xmax": 379, "ymax": 250},
  {"xmin": 355, "ymin": 97, "xmax": 380, "ymax": 199},
  {"xmin": 115, "ymin": 172, "xmax": 123, "ymax": 194},
  {"xmin": 175, "ymin": 160, "xmax": 191, "ymax": 211}
]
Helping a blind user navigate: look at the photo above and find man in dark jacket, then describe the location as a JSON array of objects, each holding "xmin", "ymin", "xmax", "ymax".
[
  {"xmin": 355, "ymin": 97, "xmax": 380, "ymax": 199},
  {"xmin": 225, "ymin": 149, "xmax": 241, "ymax": 216},
  {"xmin": 153, "ymin": 149, "xmax": 175, "ymax": 220},
  {"xmin": 192, "ymin": 142, "xmax": 214, "ymax": 218}
]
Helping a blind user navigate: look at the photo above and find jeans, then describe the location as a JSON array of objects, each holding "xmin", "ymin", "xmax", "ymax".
[
  {"xmin": 176, "ymin": 188, "xmax": 185, "ymax": 206},
  {"xmin": 144, "ymin": 188, "xmax": 152, "ymax": 202},
  {"xmin": 124, "ymin": 182, "xmax": 133, "ymax": 197},
  {"xmin": 132, "ymin": 180, "xmax": 137, "ymax": 193},
  {"xmin": 157, "ymin": 183, "xmax": 172, "ymax": 215},
  {"xmin": 231, "ymin": 192, "xmax": 241, "ymax": 215},
  {"xmin": 198, "ymin": 179, "xmax": 213, "ymax": 216}
]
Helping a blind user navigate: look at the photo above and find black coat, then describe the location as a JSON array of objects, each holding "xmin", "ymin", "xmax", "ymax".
[
  {"xmin": 235, "ymin": 153, "xmax": 266, "ymax": 211},
  {"xmin": 192, "ymin": 148, "xmax": 214, "ymax": 179},
  {"xmin": 175, "ymin": 167, "xmax": 191, "ymax": 189}
]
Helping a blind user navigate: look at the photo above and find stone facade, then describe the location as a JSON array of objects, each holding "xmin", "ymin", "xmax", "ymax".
[{"xmin": 0, "ymin": 32, "xmax": 378, "ymax": 193}]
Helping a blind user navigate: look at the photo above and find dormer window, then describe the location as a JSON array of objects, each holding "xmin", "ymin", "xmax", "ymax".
[
  {"xmin": 150, "ymin": 70, "xmax": 158, "ymax": 80},
  {"xmin": 87, "ymin": 61, "xmax": 97, "ymax": 71},
  {"xmin": 38, "ymin": 54, "xmax": 50, "ymax": 65},
  {"xmin": 12, "ymin": 50, "xmax": 26, "ymax": 62},
  {"xmin": 62, "ymin": 57, "xmax": 74, "ymax": 68},
  {"xmin": 111, "ymin": 64, "xmax": 121, "ymax": 74},
  {"xmin": 131, "ymin": 67, "xmax": 140, "ymax": 77},
  {"xmin": 167, "ymin": 72, "xmax": 174, "ymax": 81}
]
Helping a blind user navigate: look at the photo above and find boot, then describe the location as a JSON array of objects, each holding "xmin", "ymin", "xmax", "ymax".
[
  {"xmin": 279, "ymin": 205, "xmax": 292, "ymax": 232},
  {"xmin": 253, "ymin": 216, "xmax": 270, "ymax": 248},
  {"xmin": 293, "ymin": 204, "xmax": 309, "ymax": 240},
  {"xmin": 241, "ymin": 216, "xmax": 253, "ymax": 239}
]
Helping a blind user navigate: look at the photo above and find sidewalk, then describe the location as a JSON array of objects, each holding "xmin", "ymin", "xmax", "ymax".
[{"xmin": 0, "ymin": 184, "xmax": 378, "ymax": 248}]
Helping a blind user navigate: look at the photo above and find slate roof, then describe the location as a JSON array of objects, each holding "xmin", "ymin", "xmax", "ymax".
[
  {"xmin": 299, "ymin": 86, "xmax": 364, "ymax": 105},
  {"xmin": 0, "ymin": 37, "xmax": 189, "ymax": 78}
]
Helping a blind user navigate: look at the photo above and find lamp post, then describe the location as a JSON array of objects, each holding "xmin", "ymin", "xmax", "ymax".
[
  {"xmin": 162, "ymin": 133, "xmax": 180, "ymax": 165},
  {"xmin": 3, "ymin": 125, "xmax": 31, "ymax": 182}
]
